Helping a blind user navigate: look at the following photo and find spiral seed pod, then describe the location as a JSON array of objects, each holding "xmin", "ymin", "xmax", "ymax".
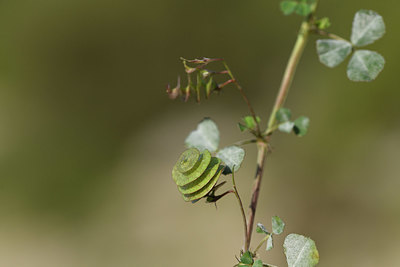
[{"xmin": 172, "ymin": 148, "xmax": 224, "ymax": 202}]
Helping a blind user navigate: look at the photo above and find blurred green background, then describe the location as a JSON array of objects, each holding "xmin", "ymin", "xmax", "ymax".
[{"xmin": 0, "ymin": 0, "xmax": 399, "ymax": 266}]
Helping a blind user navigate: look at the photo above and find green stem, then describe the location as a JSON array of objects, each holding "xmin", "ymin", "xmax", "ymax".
[
  {"xmin": 266, "ymin": 1, "xmax": 319, "ymax": 133},
  {"xmin": 231, "ymin": 170, "xmax": 248, "ymax": 250},
  {"xmin": 253, "ymin": 234, "xmax": 270, "ymax": 255}
]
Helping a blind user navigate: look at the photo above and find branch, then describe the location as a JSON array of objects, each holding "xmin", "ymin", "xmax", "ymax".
[{"xmin": 246, "ymin": 2, "xmax": 320, "ymax": 251}]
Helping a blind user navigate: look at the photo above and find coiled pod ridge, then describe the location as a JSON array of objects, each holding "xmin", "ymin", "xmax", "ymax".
[{"xmin": 172, "ymin": 148, "xmax": 224, "ymax": 202}]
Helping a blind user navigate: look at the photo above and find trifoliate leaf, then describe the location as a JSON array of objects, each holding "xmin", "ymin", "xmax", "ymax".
[
  {"xmin": 216, "ymin": 146, "xmax": 245, "ymax": 172},
  {"xmin": 253, "ymin": 259, "xmax": 263, "ymax": 267},
  {"xmin": 316, "ymin": 39, "xmax": 352, "ymax": 68},
  {"xmin": 284, "ymin": 234, "xmax": 319, "ymax": 267},
  {"xmin": 347, "ymin": 50, "xmax": 385, "ymax": 82},
  {"xmin": 240, "ymin": 251, "xmax": 254, "ymax": 265},
  {"xmin": 271, "ymin": 216, "xmax": 285, "ymax": 235},
  {"xmin": 280, "ymin": 1, "xmax": 298, "ymax": 15},
  {"xmin": 293, "ymin": 116, "xmax": 310, "ymax": 137},
  {"xmin": 276, "ymin": 108, "xmax": 292, "ymax": 123},
  {"xmin": 266, "ymin": 235, "xmax": 274, "ymax": 251},
  {"xmin": 278, "ymin": 121, "xmax": 295, "ymax": 133},
  {"xmin": 256, "ymin": 223, "xmax": 270, "ymax": 235},
  {"xmin": 351, "ymin": 10, "xmax": 385, "ymax": 47},
  {"xmin": 185, "ymin": 118, "xmax": 220, "ymax": 152}
]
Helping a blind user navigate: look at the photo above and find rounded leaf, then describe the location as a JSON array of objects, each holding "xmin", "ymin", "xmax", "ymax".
[
  {"xmin": 185, "ymin": 118, "xmax": 220, "ymax": 152},
  {"xmin": 347, "ymin": 50, "xmax": 385, "ymax": 82},
  {"xmin": 216, "ymin": 146, "xmax": 245, "ymax": 172},
  {"xmin": 316, "ymin": 39, "xmax": 352, "ymax": 68},
  {"xmin": 351, "ymin": 10, "xmax": 385, "ymax": 47},
  {"xmin": 271, "ymin": 216, "xmax": 285, "ymax": 235},
  {"xmin": 284, "ymin": 234, "xmax": 319, "ymax": 267},
  {"xmin": 293, "ymin": 116, "xmax": 310, "ymax": 137}
]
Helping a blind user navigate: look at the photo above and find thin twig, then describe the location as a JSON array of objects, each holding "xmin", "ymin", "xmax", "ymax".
[
  {"xmin": 234, "ymin": 139, "xmax": 257, "ymax": 146},
  {"xmin": 223, "ymin": 61, "xmax": 262, "ymax": 136},
  {"xmin": 311, "ymin": 28, "xmax": 348, "ymax": 42},
  {"xmin": 245, "ymin": 140, "xmax": 268, "ymax": 251},
  {"xmin": 232, "ymin": 169, "xmax": 248, "ymax": 250}
]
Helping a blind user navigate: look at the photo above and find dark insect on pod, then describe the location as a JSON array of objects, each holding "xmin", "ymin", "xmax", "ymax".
[{"xmin": 172, "ymin": 148, "xmax": 224, "ymax": 202}]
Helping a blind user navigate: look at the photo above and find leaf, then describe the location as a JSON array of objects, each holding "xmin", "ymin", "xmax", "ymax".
[
  {"xmin": 243, "ymin": 116, "xmax": 260, "ymax": 129},
  {"xmin": 280, "ymin": 1, "xmax": 298, "ymax": 15},
  {"xmin": 253, "ymin": 260, "xmax": 263, "ymax": 267},
  {"xmin": 256, "ymin": 223, "xmax": 270, "ymax": 235},
  {"xmin": 316, "ymin": 17, "xmax": 331, "ymax": 30},
  {"xmin": 271, "ymin": 216, "xmax": 285, "ymax": 235},
  {"xmin": 238, "ymin": 123, "xmax": 248, "ymax": 132},
  {"xmin": 185, "ymin": 118, "xmax": 220, "ymax": 152},
  {"xmin": 278, "ymin": 121, "xmax": 295, "ymax": 133},
  {"xmin": 276, "ymin": 108, "xmax": 292, "ymax": 123},
  {"xmin": 284, "ymin": 234, "xmax": 319, "ymax": 267},
  {"xmin": 316, "ymin": 39, "xmax": 352, "ymax": 68},
  {"xmin": 293, "ymin": 116, "xmax": 310, "ymax": 137},
  {"xmin": 266, "ymin": 235, "xmax": 274, "ymax": 251},
  {"xmin": 216, "ymin": 146, "xmax": 245, "ymax": 172},
  {"xmin": 347, "ymin": 50, "xmax": 385, "ymax": 82},
  {"xmin": 295, "ymin": 2, "xmax": 312, "ymax": 16},
  {"xmin": 240, "ymin": 251, "xmax": 254, "ymax": 265},
  {"xmin": 351, "ymin": 10, "xmax": 385, "ymax": 47}
]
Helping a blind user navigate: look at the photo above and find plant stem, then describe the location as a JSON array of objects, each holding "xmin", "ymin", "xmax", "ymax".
[
  {"xmin": 246, "ymin": 2, "xmax": 320, "ymax": 251},
  {"xmin": 231, "ymin": 170, "xmax": 248, "ymax": 250},
  {"xmin": 311, "ymin": 28, "xmax": 348, "ymax": 42},
  {"xmin": 253, "ymin": 234, "xmax": 270, "ymax": 255},
  {"xmin": 245, "ymin": 139, "xmax": 268, "ymax": 251},
  {"xmin": 266, "ymin": 20, "xmax": 311, "ymax": 133},
  {"xmin": 223, "ymin": 61, "xmax": 262, "ymax": 136}
]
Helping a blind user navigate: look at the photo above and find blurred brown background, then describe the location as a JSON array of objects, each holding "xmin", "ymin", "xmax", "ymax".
[{"xmin": 0, "ymin": 0, "xmax": 399, "ymax": 266}]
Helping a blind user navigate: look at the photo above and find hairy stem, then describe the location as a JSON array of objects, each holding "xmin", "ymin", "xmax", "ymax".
[
  {"xmin": 246, "ymin": 2, "xmax": 319, "ymax": 251},
  {"xmin": 231, "ymin": 170, "xmax": 248, "ymax": 249}
]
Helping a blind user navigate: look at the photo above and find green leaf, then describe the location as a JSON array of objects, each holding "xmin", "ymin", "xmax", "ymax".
[
  {"xmin": 243, "ymin": 116, "xmax": 260, "ymax": 129},
  {"xmin": 295, "ymin": 2, "xmax": 312, "ymax": 16},
  {"xmin": 316, "ymin": 39, "xmax": 352, "ymax": 68},
  {"xmin": 284, "ymin": 234, "xmax": 319, "ymax": 267},
  {"xmin": 238, "ymin": 123, "xmax": 248, "ymax": 132},
  {"xmin": 185, "ymin": 118, "xmax": 220, "ymax": 152},
  {"xmin": 271, "ymin": 216, "xmax": 285, "ymax": 235},
  {"xmin": 216, "ymin": 146, "xmax": 245, "ymax": 172},
  {"xmin": 276, "ymin": 108, "xmax": 292, "ymax": 123},
  {"xmin": 351, "ymin": 10, "xmax": 385, "ymax": 47},
  {"xmin": 347, "ymin": 50, "xmax": 385, "ymax": 82},
  {"xmin": 280, "ymin": 1, "xmax": 298, "ymax": 15},
  {"xmin": 293, "ymin": 116, "xmax": 310, "ymax": 137},
  {"xmin": 240, "ymin": 251, "xmax": 254, "ymax": 265},
  {"xmin": 316, "ymin": 17, "xmax": 331, "ymax": 30},
  {"xmin": 266, "ymin": 235, "xmax": 274, "ymax": 251},
  {"xmin": 278, "ymin": 121, "xmax": 295, "ymax": 133},
  {"xmin": 253, "ymin": 260, "xmax": 263, "ymax": 267},
  {"xmin": 256, "ymin": 223, "xmax": 270, "ymax": 235}
]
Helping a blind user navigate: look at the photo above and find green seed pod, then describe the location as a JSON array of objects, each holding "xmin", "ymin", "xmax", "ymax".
[{"xmin": 172, "ymin": 148, "xmax": 224, "ymax": 202}]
